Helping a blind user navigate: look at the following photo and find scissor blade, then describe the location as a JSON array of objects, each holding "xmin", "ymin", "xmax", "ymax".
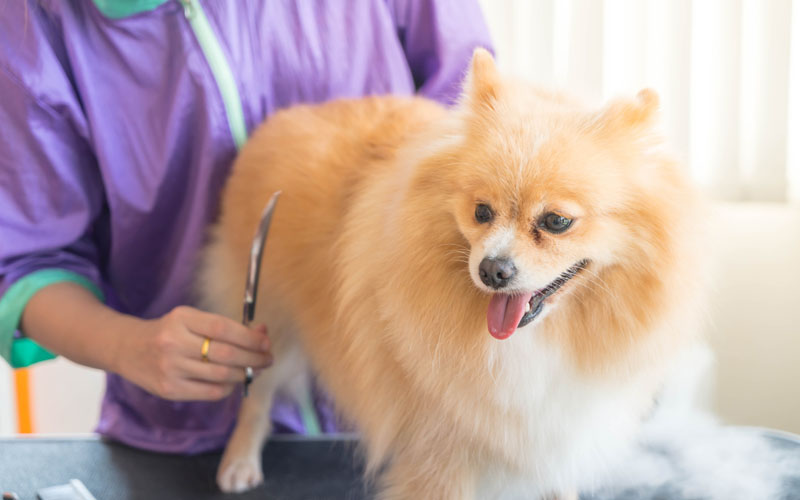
[
  {"xmin": 243, "ymin": 190, "xmax": 281, "ymax": 324},
  {"xmin": 242, "ymin": 191, "xmax": 280, "ymax": 397}
]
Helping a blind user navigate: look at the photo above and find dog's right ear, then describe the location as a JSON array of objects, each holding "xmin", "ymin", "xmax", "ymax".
[
  {"xmin": 594, "ymin": 89, "xmax": 660, "ymax": 136},
  {"xmin": 461, "ymin": 48, "xmax": 500, "ymax": 110}
]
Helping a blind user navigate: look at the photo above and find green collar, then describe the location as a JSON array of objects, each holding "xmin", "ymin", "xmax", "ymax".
[{"xmin": 91, "ymin": 0, "xmax": 169, "ymax": 19}]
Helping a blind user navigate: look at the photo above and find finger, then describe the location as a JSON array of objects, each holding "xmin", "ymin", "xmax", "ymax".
[
  {"xmin": 185, "ymin": 335, "xmax": 273, "ymax": 368},
  {"xmin": 179, "ymin": 359, "xmax": 264, "ymax": 384},
  {"xmin": 251, "ymin": 323, "xmax": 269, "ymax": 348},
  {"xmin": 166, "ymin": 379, "xmax": 236, "ymax": 402},
  {"xmin": 179, "ymin": 308, "xmax": 270, "ymax": 352}
]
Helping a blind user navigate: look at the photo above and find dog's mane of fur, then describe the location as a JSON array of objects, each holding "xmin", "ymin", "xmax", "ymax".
[{"xmin": 201, "ymin": 50, "xmax": 706, "ymax": 498}]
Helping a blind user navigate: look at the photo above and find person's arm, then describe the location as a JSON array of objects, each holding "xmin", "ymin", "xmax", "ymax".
[
  {"xmin": 0, "ymin": 4, "xmax": 269, "ymax": 401},
  {"xmin": 21, "ymin": 283, "xmax": 271, "ymax": 401},
  {"xmin": 393, "ymin": 0, "xmax": 494, "ymax": 104}
]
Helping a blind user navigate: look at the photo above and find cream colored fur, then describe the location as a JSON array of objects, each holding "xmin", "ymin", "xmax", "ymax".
[{"xmin": 197, "ymin": 49, "xmax": 706, "ymax": 499}]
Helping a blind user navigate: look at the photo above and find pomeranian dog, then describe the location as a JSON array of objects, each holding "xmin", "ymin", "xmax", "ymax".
[{"xmin": 198, "ymin": 49, "xmax": 705, "ymax": 499}]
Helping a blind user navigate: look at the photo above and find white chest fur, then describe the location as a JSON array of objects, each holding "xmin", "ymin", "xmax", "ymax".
[{"xmin": 470, "ymin": 323, "xmax": 660, "ymax": 498}]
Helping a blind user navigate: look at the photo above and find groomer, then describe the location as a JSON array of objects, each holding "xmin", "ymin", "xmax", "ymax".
[{"xmin": 0, "ymin": 1, "xmax": 492, "ymax": 453}]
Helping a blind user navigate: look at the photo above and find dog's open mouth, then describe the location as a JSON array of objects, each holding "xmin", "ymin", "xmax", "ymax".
[{"xmin": 487, "ymin": 260, "xmax": 588, "ymax": 340}]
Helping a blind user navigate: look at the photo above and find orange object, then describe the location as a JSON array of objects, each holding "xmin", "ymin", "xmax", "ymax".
[{"xmin": 14, "ymin": 368, "xmax": 33, "ymax": 434}]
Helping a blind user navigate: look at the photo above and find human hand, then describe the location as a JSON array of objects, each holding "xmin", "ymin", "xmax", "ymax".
[{"xmin": 115, "ymin": 306, "xmax": 272, "ymax": 401}]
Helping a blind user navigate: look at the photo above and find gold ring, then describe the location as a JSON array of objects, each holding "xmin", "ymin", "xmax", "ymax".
[{"xmin": 201, "ymin": 337, "xmax": 211, "ymax": 362}]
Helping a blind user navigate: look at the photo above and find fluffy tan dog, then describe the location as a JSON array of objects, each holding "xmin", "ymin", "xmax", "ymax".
[{"xmin": 199, "ymin": 49, "xmax": 705, "ymax": 499}]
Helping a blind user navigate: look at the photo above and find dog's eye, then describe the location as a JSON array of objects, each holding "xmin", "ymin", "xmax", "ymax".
[
  {"xmin": 540, "ymin": 213, "xmax": 572, "ymax": 233},
  {"xmin": 475, "ymin": 204, "xmax": 494, "ymax": 224}
]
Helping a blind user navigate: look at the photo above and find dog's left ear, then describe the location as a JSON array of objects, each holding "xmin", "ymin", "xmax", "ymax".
[
  {"xmin": 461, "ymin": 48, "xmax": 500, "ymax": 110},
  {"xmin": 595, "ymin": 89, "xmax": 660, "ymax": 134}
]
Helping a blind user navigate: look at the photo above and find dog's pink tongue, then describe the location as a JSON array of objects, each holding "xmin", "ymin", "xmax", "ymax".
[{"xmin": 487, "ymin": 293, "xmax": 533, "ymax": 340}]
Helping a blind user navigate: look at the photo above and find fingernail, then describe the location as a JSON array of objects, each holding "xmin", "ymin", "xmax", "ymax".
[{"xmin": 261, "ymin": 339, "xmax": 271, "ymax": 351}]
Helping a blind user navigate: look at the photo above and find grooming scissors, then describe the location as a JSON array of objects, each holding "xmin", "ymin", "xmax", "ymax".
[{"xmin": 242, "ymin": 191, "xmax": 281, "ymax": 396}]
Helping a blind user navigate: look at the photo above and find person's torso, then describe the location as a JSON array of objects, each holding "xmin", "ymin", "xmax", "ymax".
[
  {"xmin": 24, "ymin": 0, "xmax": 418, "ymax": 453},
  {"xmin": 58, "ymin": 0, "xmax": 416, "ymax": 318}
]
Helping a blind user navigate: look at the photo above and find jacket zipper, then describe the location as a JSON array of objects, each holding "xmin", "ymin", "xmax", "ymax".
[{"xmin": 179, "ymin": 0, "xmax": 248, "ymax": 150}]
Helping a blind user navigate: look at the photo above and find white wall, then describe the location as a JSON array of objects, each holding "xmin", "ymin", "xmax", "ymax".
[
  {"xmin": 29, "ymin": 358, "xmax": 104, "ymax": 434},
  {"xmin": 707, "ymin": 203, "xmax": 800, "ymax": 433}
]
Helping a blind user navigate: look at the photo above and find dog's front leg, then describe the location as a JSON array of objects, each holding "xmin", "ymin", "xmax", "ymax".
[{"xmin": 216, "ymin": 369, "xmax": 280, "ymax": 493}]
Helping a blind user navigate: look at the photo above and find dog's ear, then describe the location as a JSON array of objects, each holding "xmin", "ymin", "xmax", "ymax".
[
  {"xmin": 595, "ymin": 89, "xmax": 660, "ymax": 135},
  {"xmin": 461, "ymin": 48, "xmax": 500, "ymax": 109}
]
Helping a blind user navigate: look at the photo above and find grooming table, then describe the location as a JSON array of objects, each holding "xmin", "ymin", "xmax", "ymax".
[{"xmin": 1, "ymin": 428, "xmax": 799, "ymax": 499}]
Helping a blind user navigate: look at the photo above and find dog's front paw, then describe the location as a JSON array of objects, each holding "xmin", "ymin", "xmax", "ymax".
[{"xmin": 217, "ymin": 454, "xmax": 264, "ymax": 493}]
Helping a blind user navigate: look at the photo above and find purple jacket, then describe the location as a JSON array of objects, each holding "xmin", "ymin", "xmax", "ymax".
[{"xmin": 0, "ymin": 0, "xmax": 492, "ymax": 453}]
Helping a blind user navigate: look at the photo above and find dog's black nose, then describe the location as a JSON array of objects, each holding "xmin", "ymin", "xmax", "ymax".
[{"xmin": 479, "ymin": 257, "xmax": 516, "ymax": 289}]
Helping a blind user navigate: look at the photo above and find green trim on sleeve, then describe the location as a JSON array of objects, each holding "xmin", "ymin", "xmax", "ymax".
[
  {"xmin": 9, "ymin": 338, "xmax": 56, "ymax": 369},
  {"xmin": 0, "ymin": 269, "xmax": 104, "ymax": 368},
  {"xmin": 91, "ymin": 0, "xmax": 168, "ymax": 19}
]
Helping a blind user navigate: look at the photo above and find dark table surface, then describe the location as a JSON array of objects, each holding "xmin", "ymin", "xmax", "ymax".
[{"xmin": 1, "ymin": 427, "xmax": 799, "ymax": 500}]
